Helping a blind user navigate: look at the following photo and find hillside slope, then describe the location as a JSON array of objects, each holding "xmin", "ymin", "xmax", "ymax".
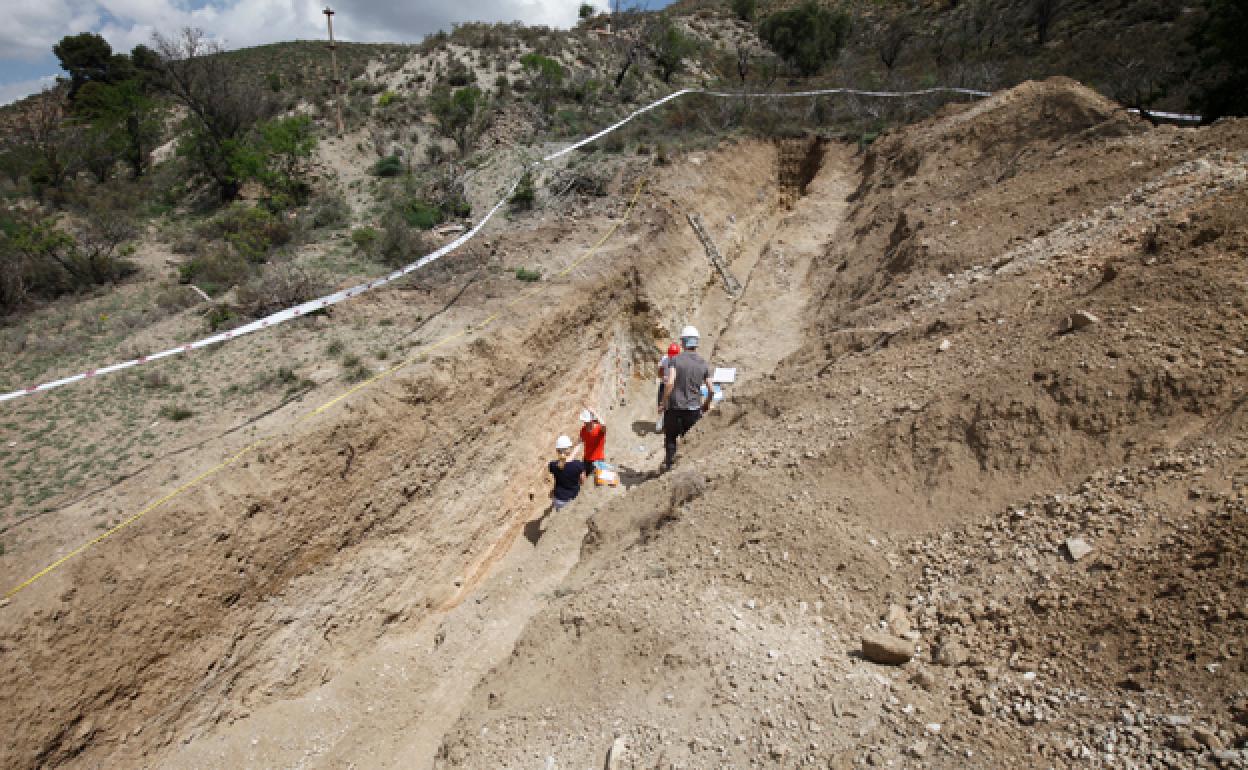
[
  {"xmin": 431, "ymin": 78, "xmax": 1248, "ymax": 768},
  {"xmin": 0, "ymin": 73, "xmax": 1245, "ymax": 768}
]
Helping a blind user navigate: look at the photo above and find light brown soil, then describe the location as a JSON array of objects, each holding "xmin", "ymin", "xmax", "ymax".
[{"xmin": 2, "ymin": 78, "xmax": 1246, "ymax": 770}]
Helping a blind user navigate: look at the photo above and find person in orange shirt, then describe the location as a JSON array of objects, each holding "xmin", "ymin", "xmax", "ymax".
[{"xmin": 575, "ymin": 406, "xmax": 607, "ymax": 482}]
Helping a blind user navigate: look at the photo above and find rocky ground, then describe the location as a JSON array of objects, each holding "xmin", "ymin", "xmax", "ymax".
[{"xmin": 432, "ymin": 79, "xmax": 1248, "ymax": 769}]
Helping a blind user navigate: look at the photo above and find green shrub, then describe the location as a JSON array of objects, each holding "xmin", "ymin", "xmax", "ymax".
[
  {"xmin": 227, "ymin": 208, "xmax": 291, "ymax": 262},
  {"xmin": 178, "ymin": 248, "xmax": 251, "ymax": 296},
  {"xmin": 652, "ymin": 18, "xmax": 697, "ymax": 83},
  {"xmin": 378, "ymin": 90, "xmax": 400, "ymax": 107},
  {"xmin": 731, "ymin": 0, "xmax": 756, "ymax": 21},
  {"xmin": 759, "ymin": 1, "xmax": 850, "ymax": 76},
  {"xmin": 403, "ymin": 199, "xmax": 443, "ymax": 230},
  {"xmin": 515, "ymin": 267, "xmax": 541, "ymax": 282},
  {"xmin": 510, "ymin": 171, "xmax": 536, "ymax": 211},
  {"xmin": 203, "ymin": 303, "xmax": 238, "ymax": 331},
  {"xmin": 159, "ymin": 405, "xmax": 194, "ymax": 421},
  {"xmin": 351, "ymin": 226, "xmax": 378, "ymax": 252},
  {"xmin": 375, "ymin": 210, "xmax": 432, "ymax": 267},
  {"xmin": 198, "ymin": 204, "xmax": 292, "ymax": 263},
  {"xmin": 372, "ymin": 155, "xmax": 404, "ymax": 177},
  {"xmin": 428, "ymin": 85, "xmax": 487, "ymax": 156},
  {"xmin": 520, "ymin": 53, "xmax": 564, "ymax": 113},
  {"xmin": 310, "ymin": 190, "xmax": 351, "ymax": 229}
]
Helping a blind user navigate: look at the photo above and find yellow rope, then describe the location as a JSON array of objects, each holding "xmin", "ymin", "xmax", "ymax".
[{"xmin": 5, "ymin": 178, "xmax": 648, "ymax": 600}]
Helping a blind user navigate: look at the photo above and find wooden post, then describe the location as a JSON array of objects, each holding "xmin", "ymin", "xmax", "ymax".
[{"xmin": 324, "ymin": 7, "xmax": 345, "ymax": 136}]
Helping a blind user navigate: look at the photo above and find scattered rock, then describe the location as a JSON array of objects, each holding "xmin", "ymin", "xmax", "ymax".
[
  {"xmin": 885, "ymin": 604, "xmax": 912, "ymax": 636},
  {"xmin": 605, "ymin": 737, "xmax": 626, "ymax": 770},
  {"xmin": 935, "ymin": 641, "xmax": 969, "ymax": 667},
  {"xmin": 1173, "ymin": 732, "xmax": 1201, "ymax": 752},
  {"xmin": 907, "ymin": 740, "xmax": 930, "ymax": 758},
  {"xmin": 861, "ymin": 632, "xmax": 915, "ymax": 665},
  {"xmin": 1065, "ymin": 537, "xmax": 1093, "ymax": 562},
  {"xmin": 1058, "ymin": 310, "xmax": 1100, "ymax": 334},
  {"xmin": 910, "ymin": 669, "xmax": 937, "ymax": 692},
  {"xmin": 1193, "ymin": 726, "xmax": 1224, "ymax": 751},
  {"xmin": 938, "ymin": 339, "xmax": 952, "ymax": 352}
]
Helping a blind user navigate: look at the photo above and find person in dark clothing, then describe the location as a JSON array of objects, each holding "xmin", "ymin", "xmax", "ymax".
[
  {"xmin": 548, "ymin": 434, "xmax": 587, "ymax": 511},
  {"xmin": 658, "ymin": 325, "xmax": 713, "ymax": 471}
]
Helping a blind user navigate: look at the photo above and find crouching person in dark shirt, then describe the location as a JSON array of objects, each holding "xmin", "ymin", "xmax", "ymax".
[{"xmin": 549, "ymin": 434, "xmax": 587, "ymax": 511}]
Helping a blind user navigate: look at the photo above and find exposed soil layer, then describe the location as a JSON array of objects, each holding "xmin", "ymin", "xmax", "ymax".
[
  {"xmin": 1, "ymin": 78, "xmax": 1246, "ymax": 770},
  {"xmin": 431, "ymin": 79, "xmax": 1248, "ymax": 769}
]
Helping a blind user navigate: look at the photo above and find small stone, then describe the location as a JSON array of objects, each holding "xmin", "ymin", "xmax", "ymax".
[
  {"xmin": 1058, "ymin": 310, "xmax": 1100, "ymax": 334},
  {"xmin": 1173, "ymin": 732, "xmax": 1201, "ymax": 752},
  {"xmin": 938, "ymin": 339, "xmax": 952, "ymax": 352},
  {"xmin": 861, "ymin": 632, "xmax": 915, "ymax": 665},
  {"xmin": 1065, "ymin": 537, "xmax": 1093, "ymax": 561},
  {"xmin": 925, "ymin": 722, "xmax": 942, "ymax": 734},
  {"xmin": 885, "ymin": 604, "xmax": 912, "ymax": 636},
  {"xmin": 605, "ymin": 737, "xmax": 627, "ymax": 770},
  {"xmin": 936, "ymin": 641, "xmax": 969, "ymax": 667},
  {"xmin": 907, "ymin": 740, "xmax": 929, "ymax": 758},
  {"xmin": 911, "ymin": 669, "xmax": 937, "ymax": 692},
  {"xmin": 1193, "ymin": 727, "xmax": 1224, "ymax": 751}
]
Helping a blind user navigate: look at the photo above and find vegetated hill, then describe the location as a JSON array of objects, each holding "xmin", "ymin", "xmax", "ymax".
[{"xmin": 675, "ymin": 0, "xmax": 1209, "ymax": 114}]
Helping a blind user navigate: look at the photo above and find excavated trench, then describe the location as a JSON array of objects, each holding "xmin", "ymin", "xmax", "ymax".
[{"xmin": 0, "ymin": 138, "xmax": 845, "ymax": 770}]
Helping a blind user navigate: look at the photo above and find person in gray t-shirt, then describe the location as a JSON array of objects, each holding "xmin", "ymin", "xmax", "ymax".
[{"xmin": 659, "ymin": 325, "xmax": 713, "ymax": 471}]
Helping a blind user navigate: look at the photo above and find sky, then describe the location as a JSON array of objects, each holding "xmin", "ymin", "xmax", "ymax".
[{"xmin": 0, "ymin": 0, "xmax": 671, "ymax": 106}]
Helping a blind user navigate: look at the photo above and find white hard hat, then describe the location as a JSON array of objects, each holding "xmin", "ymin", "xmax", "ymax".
[
  {"xmin": 579, "ymin": 409, "xmax": 595, "ymax": 422},
  {"xmin": 680, "ymin": 325, "xmax": 699, "ymax": 339},
  {"xmin": 555, "ymin": 435, "xmax": 573, "ymax": 450}
]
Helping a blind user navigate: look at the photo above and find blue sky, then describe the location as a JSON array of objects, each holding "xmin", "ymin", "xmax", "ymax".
[{"xmin": 1, "ymin": 0, "xmax": 673, "ymax": 105}]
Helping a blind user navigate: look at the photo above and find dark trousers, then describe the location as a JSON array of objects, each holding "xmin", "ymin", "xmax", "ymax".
[{"xmin": 663, "ymin": 408, "xmax": 701, "ymax": 468}]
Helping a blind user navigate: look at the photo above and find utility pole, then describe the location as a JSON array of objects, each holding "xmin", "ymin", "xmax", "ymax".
[{"xmin": 324, "ymin": 7, "xmax": 345, "ymax": 136}]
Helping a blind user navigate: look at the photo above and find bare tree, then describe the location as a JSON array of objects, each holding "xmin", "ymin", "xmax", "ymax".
[
  {"xmin": 878, "ymin": 15, "xmax": 914, "ymax": 73},
  {"xmin": 153, "ymin": 28, "xmax": 274, "ymax": 200},
  {"xmin": 1032, "ymin": 0, "xmax": 1061, "ymax": 46},
  {"xmin": 14, "ymin": 89, "xmax": 81, "ymax": 199},
  {"xmin": 1101, "ymin": 48, "xmax": 1174, "ymax": 112},
  {"xmin": 608, "ymin": 1, "xmax": 652, "ymax": 90}
]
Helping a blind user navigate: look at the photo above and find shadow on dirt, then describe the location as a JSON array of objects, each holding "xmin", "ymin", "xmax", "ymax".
[
  {"xmin": 615, "ymin": 465, "xmax": 654, "ymax": 490},
  {"xmin": 523, "ymin": 509, "xmax": 551, "ymax": 546}
]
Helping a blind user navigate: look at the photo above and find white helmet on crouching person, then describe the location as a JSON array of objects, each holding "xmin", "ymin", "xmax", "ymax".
[
  {"xmin": 679, "ymin": 325, "xmax": 700, "ymax": 348},
  {"xmin": 555, "ymin": 435, "xmax": 573, "ymax": 451}
]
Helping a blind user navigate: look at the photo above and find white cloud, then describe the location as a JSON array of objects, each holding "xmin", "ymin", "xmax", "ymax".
[
  {"xmin": 2, "ymin": 0, "xmax": 591, "ymax": 63},
  {"xmin": 2, "ymin": 0, "xmax": 595, "ymax": 105},
  {"xmin": 0, "ymin": 76, "xmax": 59, "ymax": 107}
]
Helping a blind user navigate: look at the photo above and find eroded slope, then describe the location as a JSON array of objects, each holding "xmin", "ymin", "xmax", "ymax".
[{"xmin": 433, "ymin": 80, "xmax": 1248, "ymax": 769}]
